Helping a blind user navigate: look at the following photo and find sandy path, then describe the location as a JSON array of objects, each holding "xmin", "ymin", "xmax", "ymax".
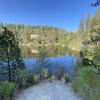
[{"xmin": 14, "ymin": 80, "xmax": 82, "ymax": 100}]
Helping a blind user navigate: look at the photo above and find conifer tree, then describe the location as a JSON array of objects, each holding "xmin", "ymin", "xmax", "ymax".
[
  {"xmin": 0, "ymin": 27, "xmax": 25, "ymax": 82},
  {"xmin": 78, "ymin": 18, "xmax": 85, "ymax": 41}
]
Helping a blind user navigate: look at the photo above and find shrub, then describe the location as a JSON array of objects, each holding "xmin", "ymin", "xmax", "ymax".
[
  {"xmin": 40, "ymin": 68, "xmax": 50, "ymax": 79},
  {"xmin": 34, "ymin": 74, "xmax": 40, "ymax": 83},
  {"xmin": 26, "ymin": 68, "xmax": 52, "ymax": 86},
  {"xmin": 53, "ymin": 66, "xmax": 66, "ymax": 79},
  {"xmin": 61, "ymin": 73, "xmax": 68, "ymax": 83},
  {"xmin": 72, "ymin": 67, "xmax": 100, "ymax": 100},
  {"xmin": 0, "ymin": 81, "xmax": 15, "ymax": 100},
  {"xmin": 51, "ymin": 74, "xmax": 56, "ymax": 79},
  {"xmin": 27, "ymin": 72, "xmax": 41, "ymax": 84},
  {"xmin": 26, "ymin": 72, "xmax": 35, "ymax": 85},
  {"xmin": 17, "ymin": 69, "xmax": 27, "ymax": 88}
]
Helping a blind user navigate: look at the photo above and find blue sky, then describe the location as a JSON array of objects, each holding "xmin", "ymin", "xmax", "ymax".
[{"xmin": 0, "ymin": 0, "xmax": 98, "ymax": 31}]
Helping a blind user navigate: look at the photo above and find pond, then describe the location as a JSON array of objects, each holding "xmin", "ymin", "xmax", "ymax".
[
  {"xmin": 24, "ymin": 55, "xmax": 76, "ymax": 79},
  {"xmin": 21, "ymin": 45, "xmax": 77, "ymax": 79},
  {"xmin": 0, "ymin": 44, "xmax": 77, "ymax": 80}
]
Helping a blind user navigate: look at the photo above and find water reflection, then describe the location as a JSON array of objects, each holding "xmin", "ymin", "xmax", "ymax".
[
  {"xmin": 21, "ymin": 46, "xmax": 72, "ymax": 58},
  {"xmin": 21, "ymin": 46, "xmax": 76, "ymax": 79}
]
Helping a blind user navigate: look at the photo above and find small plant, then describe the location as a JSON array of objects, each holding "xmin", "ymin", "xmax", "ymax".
[
  {"xmin": 41, "ymin": 68, "xmax": 50, "ymax": 79},
  {"xmin": 34, "ymin": 74, "xmax": 40, "ymax": 83},
  {"xmin": 51, "ymin": 74, "xmax": 56, "ymax": 79},
  {"xmin": 0, "ymin": 81, "xmax": 16, "ymax": 100},
  {"xmin": 61, "ymin": 73, "xmax": 68, "ymax": 83},
  {"xmin": 26, "ymin": 72, "xmax": 35, "ymax": 86},
  {"xmin": 17, "ymin": 69, "xmax": 27, "ymax": 88},
  {"xmin": 53, "ymin": 66, "xmax": 66, "ymax": 79}
]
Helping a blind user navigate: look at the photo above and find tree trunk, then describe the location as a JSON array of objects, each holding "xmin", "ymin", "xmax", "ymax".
[
  {"xmin": 8, "ymin": 58, "xmax": 11, "ymax": 82},
  {"xmin": 6, "ymin": 46, "xmax": 11, "ymax": 82}
]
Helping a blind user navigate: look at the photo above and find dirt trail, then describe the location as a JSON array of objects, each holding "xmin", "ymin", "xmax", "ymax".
[{"xmin": 14, "ymin": 80, "xmax": 82, "ymax": 100}]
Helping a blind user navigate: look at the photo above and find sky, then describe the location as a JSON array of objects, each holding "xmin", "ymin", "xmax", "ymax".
[{"xmin": 0, "ymin": 0, "xmax": 98, "ymax": 31}]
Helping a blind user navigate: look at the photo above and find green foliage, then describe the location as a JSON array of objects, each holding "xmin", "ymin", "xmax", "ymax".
[
  {"xmin": 78, "ymin": 17, "xmax": 85, "ymax": 41},
  {"xmin": 0, "ymin": 81, "xmax": 16, "ymax": 100},
  {"xmin": 16, "ymin": 69, "xmax": 26, "ymax": 88},
  {"xmin": 72, "ymin": 67, "xmax": 100, "ymax": 100},
  {"xmin": 4, "ymin": 24, "xmax": 68, "ymax": 46},
  {"xmin": 0, "ymin": 27, "xmax": 25, "ymax": 82},
  {"xmin": 52, "ymin": 66, "xmax": 69, "ymax": 82},
  {"xmin": 53, "ymin": 66, "xmax": 66, "ymax": 79},
  {"xmin": 81, "ymin": 9, "xmax": 100, "ymax": 73},
  {"xmin": 40, "ymin": 68, "xmax": 50, "ymax": 79},
  {"xmin": 82, "ymin": 48, "xmax": 95, "ymax": 61},
  {"xmin": 61, "ymin": 73, "xmax": 68, "ymax": 83},
  {"xmin": 94, "ymin": 46, "xmax": 100, "ymax": 66},
  {"xmin": 26, "ymin": 72, "xmax": 35, "ymax": 85},
  {"xmin": 0, "ymin": 23, "xmax": 83, "ymax": 56},
  {"xmin": 34, "ymin": 74, "xmax": 41, "ymax": 83},
  {"xmin": 85, "ymin": 13, "xmax": 92, "ymax": 41},
  {"xmin": 26, "ymin": 73, "xmax": 38, "ymax": 85},
  {"xmin": 67, "ymin": 37, "xmax": 81, "ymax": 52},
  {"xmin": 26, "ymin": 68, "xmax": 51, "ymax": 86},
  {"xmin": 74, "ymin": 9, "xmax": 100, "ymax": 100}
]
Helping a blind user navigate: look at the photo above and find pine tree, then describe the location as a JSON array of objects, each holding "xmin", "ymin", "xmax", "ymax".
[
  {"xmin": 85, "ymin": 13, "xmax": 92, "ymax": 41},
  {"xmin": 78, "ymin": 17, "xmax": 85, "ymax": 41},
  {"xmin": 81, "ymin": 9, "xmax": 100, "ymax": 74},
  {"xmin": 0, "ymin": 27, "xmax": 25, "ymax": 82}
]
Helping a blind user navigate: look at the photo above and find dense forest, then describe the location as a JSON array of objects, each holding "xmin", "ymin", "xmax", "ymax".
[{"xmin": 0, "ymin": 9, "xmax": 100, "ymax": 56}]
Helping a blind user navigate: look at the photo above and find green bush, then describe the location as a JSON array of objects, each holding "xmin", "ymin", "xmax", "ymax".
[
  {"xmin": 53, "ymin": 66, "xmax": 66, "ymax": 79},
  {"xmin": 26, "ymin": 72, "xmax": 35, "ymax": 85},
  {"xmin": 72, "ymin": 67, "xmax": 100, "ymax": 100},
  {"xmin": 26, "ymin": 68, "xmax": 68, "ymax": 86},
  {"xmin": 40, "ymin": 68, "xmax": 51, "ymax": 79},
  {"xmin": 34, "ymin": 74, "xmax": 41, "ymax": 83},
  {"xmin": 0, "ymin": 81, "xmax": 16, "ymax": 100},
  {"xmin": 26, "ymin": 68, "xmax": 52, "ymax": 86},
  {"xmin": 61, "ymin": 73, "xmax": 68, "ymax": 83},
  {"xmin": 27, "ymin": 72, "xmax": 41, "ymax": 85},
  {"xmin": 16, "ymin": 69, "xmax": 27, "ymax": 88}
]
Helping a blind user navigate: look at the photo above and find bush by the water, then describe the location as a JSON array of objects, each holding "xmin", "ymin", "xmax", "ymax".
[
  {"xmin": 26, "ymin": 67, "xmax": 68, "ymax": 86},
  {"xmin": 61, "ymin": 73, "xmax": 68, "ymax": 83},
  {"xmin": 16, "ymin": 69, "xmax": 27, "ymax": 88},
  {"xmin": 72, "ymin": 66, "xmax": 100, "ymax": 100},
  {"xmin": 40, "ymin": 68, "xmax": 51, "ymax": 79},
  {"xmin": 26, "ymin": 68, "xmax": 52, "ymax": 85},
  {"xmin": 0, "ymin": 81, "xmax": 16, "ymax": 100}
]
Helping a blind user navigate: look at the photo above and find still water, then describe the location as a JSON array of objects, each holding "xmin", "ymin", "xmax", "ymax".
[{"xmin": 24, "ymin": 56, "xmax": 76, "ymax": 77}]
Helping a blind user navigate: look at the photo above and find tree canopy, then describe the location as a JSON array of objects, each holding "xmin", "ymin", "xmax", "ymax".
[{"xmin": 0, "ymin": 27, "xmax": 25, "ymax": 82}]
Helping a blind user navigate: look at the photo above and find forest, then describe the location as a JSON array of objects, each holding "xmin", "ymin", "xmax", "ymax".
[{"xmin": 0, "ymin": 9, "xmax": 100, "ymax": 55}]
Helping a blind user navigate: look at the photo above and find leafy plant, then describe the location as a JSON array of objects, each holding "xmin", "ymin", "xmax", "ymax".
[
  {"xmin": 72, "ymin": 67, "xmax": 100, "ymax": 100},
  {"xmin": 61, "ymin": 73, "xmax": 68, "ymax": 83},
  {"xmin": 34, "ymin": 74, "xmax": 40, "ymax": 83},
  {"xmin": 0, "ymin": 81, "xmax": 15, "ymax": 100},
  {"xmin": 40, "ymin": 68, "xmax": 50, "ymax": 79},
  {"xmin": 26, "ymin": 72, "xmax": 36, "ymax": 86}
]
